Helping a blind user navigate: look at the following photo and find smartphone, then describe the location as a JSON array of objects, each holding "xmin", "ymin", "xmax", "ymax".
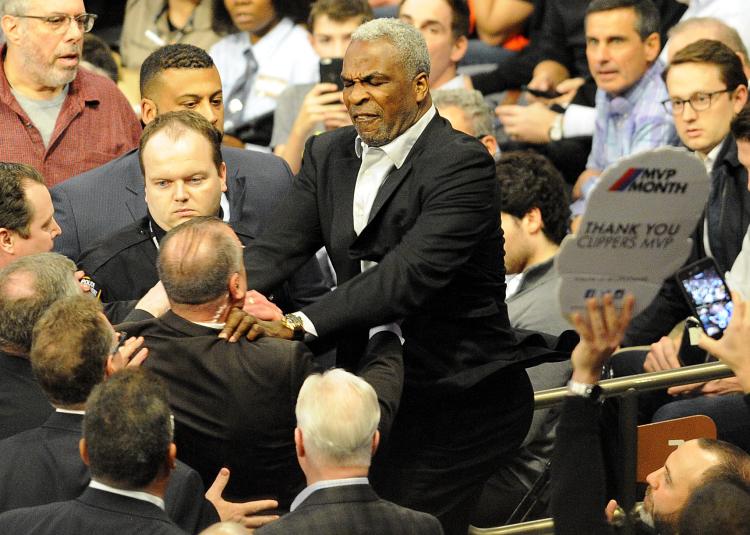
[
  {"xmin": 676, "ymin": 257, "xmax": 733, "ymax": 339},
  {"xmin": 521, "ymin": 85, "xmax": 562, "ymax": 99},
  {"xmin": 319, "ymin": 58, "xmax": 344, "ymax": 91}
]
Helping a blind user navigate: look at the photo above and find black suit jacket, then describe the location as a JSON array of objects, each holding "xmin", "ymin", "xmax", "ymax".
[
  {"xmin": 255, "ymin": 484, "xmax": 443, "ymax": 535},
  {"xmin": 0, "ymin": 350, "xmax": 52, "ymax": 439},
  {"xmin": 246, "ymin": 113, "xmax": 547, "ymax": 392},
  {"xmin": 0, "ymin": 411, "xmax": 218, "ymax": 534},
  {"xmin": 120, "ymin": 311, "xmax": 403, "ymax": 507},
  {"xmin": 52, "ymin": 147, "xmax": 294, "ymax": 262},
  {"xmin": 0, "ymin": 487, "xmax": 186, "ymax": 534}
]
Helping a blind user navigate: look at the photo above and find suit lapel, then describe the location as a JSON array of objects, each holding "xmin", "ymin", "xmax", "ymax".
[
  {"xmin": 365, "ymin": 159, "xmax": 413, "ymax": 229},
  {"xmin": 330, "ymin": 153, "xmax": 363, "ymax": 281}
]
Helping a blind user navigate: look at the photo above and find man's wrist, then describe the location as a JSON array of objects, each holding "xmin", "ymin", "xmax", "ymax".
[
  {"xmin": 567, "ymin": 378, "xmax": 604, "ymax": 402},
  {"xmin": 570, "ymin": 369, "xmax": 601, "ymax": 385}
]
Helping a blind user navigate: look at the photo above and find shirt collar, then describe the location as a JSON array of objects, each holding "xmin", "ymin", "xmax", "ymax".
[
  {"xmin": 290, "ymin": 477, "xmax": 369, "ymax": 511},
  {"xmin": 235, "ymin": 17, "xmax": 295, "ymax": 54},
  {"xmin": 354, "ymin": 105, "xmax": 436, "ymax": 168},
  {"xmin": 55, "ymin": 408, "xmax": 85, "ymax": 415},
  {"xmin": 89, "ymin": 479, "xmax": 166, "ymax": 510},
  {"xmin": 701, "ymin": 137, "xmax": 725, "ymax": 173}
]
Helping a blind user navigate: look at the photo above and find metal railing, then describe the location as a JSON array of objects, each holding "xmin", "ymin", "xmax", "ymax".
[{"xmin": 468, "ymin": 360, "xmax": 734, "ymax": 535}]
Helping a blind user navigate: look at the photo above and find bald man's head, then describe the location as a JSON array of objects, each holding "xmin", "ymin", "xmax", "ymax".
[{"xmin": 157, "ymin": 217, "xmax": 244, "ymax": 306}]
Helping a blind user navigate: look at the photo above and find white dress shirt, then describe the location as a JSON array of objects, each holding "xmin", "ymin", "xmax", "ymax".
[{"xmin": 210, "ymin": 18, "xmax": 318, "ymax": 129}]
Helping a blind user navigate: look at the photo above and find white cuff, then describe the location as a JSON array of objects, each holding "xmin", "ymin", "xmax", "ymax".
[
  {"xmin": 294, "ymin": 311, "xmax": 318, "ymax": 338},
  {"xmin": 369, "ymin": 323, "xmax": 404, "ymax": 345},
  {"xmin": 563, "ymin": 105, "xmax": 597, "ymax": 138}
]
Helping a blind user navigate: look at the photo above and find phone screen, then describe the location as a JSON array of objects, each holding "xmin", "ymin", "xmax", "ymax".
[{"xmin": 679, "ymin": 262, "xmax": 733, "ymax": 338}]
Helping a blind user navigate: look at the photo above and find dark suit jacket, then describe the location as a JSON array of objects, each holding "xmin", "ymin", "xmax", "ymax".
[
  {"xmin": 624, "ymin": 136, "xmax": 750, "ymax": 345},
  {"xmin": 246, "ymin": 113, "xmax": 545, "ymax": 393},
  {"xmin": 255, "ymin": 484, "xmax": 443, "ymax": 535},
  {"xmin": 0, "ymin": 487, "xmax": 186, "ymax": 534},
  {"xmin": 52, "ymin": 147, "xmax": 294, "ymax": 263},
  {"xmin": 0, "ymin": 411, "xmax": 218, "ymax": 534},
  {"xmin": 120, "ymin": 311, "xmax": 403, "ymax": 507},
  {"xmin": 0, "ymin": 350, "xmax": 52, "ymax": 439}
]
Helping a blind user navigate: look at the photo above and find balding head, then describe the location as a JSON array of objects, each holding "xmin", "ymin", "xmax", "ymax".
[
  {"xmin": 157, "ymin": 217, "xmax": 245, "ymax": 315},
  {"xmin": 0, "ymin": 252, "xmax": 79, "ymax": 354},
  {"xmin": 668, "ymin": 17, "xmax": 750, "ymax": 76},
  {"xmin": 199, "ymin": 522, "xmax": 248, "ymax": 535}
]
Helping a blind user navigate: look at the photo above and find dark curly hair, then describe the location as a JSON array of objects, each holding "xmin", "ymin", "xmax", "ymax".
[{"xmin": 496, "ymin": 151, "xmax": 570, "ymax": 244}]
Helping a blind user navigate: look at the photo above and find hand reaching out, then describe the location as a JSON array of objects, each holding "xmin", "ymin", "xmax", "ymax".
[{"xmin": 205, "ymin": 468, "xmax": 279, "ymax": 531}]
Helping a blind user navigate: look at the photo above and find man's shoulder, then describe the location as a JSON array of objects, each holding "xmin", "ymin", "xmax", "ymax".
[
  {"xmin": 78, "ymin": 218, "xmax": 150, "ymax": 272},
  {"xmin": 74, "ymin": 68, "xmax": 134, "ymax": 106},
  {"xmin": 52, "ymin": 149, "xmax": 141, "ymax": 195},
  {"xmin": 265, "ymin": 485, "xmax": 442, "ymax": 534},
  {"xmin": 222, "ymin": 146, "xmax": 290, "ymax": 175}
]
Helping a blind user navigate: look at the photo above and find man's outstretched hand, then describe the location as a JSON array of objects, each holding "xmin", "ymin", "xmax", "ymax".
[{"xmin": 205, "ymin": 468, "xmax": 279, "ymax": 531}]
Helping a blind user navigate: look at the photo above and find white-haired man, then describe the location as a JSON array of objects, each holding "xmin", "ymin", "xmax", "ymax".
[{"xmin": 256, "ymin": 369, "xmax": 443, "ymax": 535}]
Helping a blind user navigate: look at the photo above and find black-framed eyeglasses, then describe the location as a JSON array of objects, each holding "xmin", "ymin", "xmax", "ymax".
[
  {"xmin": 13, "ymin": 13, "xmax": 97, "ymax": 34},
  {"xmin": 661, "ymin": 89, "xmax": 731, "ymax": 115}
]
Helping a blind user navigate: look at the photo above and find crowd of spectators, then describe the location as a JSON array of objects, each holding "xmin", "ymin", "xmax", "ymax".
[{"xmin": 2, "ymin": 0, "xmax": 750, "ymax": 534}]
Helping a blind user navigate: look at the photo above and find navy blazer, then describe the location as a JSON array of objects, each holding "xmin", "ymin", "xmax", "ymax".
[{"xmin": 52, "ymin": 147, "xmax": 294, "ymax": 262}]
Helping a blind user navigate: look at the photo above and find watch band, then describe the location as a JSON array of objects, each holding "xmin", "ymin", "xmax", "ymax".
[
  {"xmin": 281, "ymin": 313, "xmax": 305, "ymax": 341},
  {"xmin": 567, "ymin": 379, "xmax": 603, "ymax": 402}
]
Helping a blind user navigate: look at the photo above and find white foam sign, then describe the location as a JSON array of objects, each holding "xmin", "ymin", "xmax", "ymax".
[{"xmin": 557, "ymin": 147, "xmax": 710, "ymax": 321}]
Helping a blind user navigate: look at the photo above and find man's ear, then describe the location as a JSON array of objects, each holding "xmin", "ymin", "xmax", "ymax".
[
  {"xmin": 1, "ymin": 14, "xmax": 22, "ymax": 46},
  {"xmin": 522, "ymin": 207, "xmax": 544, "ymax": 235},
  {"xmin": 218, "ymin": 162, "xmax": 228, "ymax": 193},
  {"xmin": 228, "ymin": 272, "xmax": 244, "ymax": 301},
  {"xmin": 79, "ymin": 438, "xmax": 90, "ymax": 466},
  {"xmin": 643, "ymin": 32, "xmax": 661, "ymax": 63},
  {"xmin": 479, "ymin": 135, "xmax": 499, "ymax": 157},
  {"xmin": 371, "ymin": 430, "xmax": 380, "ymax": 456},
  {"xmin": 295, "ymin": 427, "xmax": 305, "ymax": 459},
  {"xmin": 167, "ymin": 443, "xmax": 177, "ymax": 471},
  {"xmin": 0, "ymin": 228, "xmax": 15, "ymax": 255},
  {"xmin": 140, "ymin": 98, "xmax": 158, "ymax": 125},
  {"xmin": 450, "ymin": 35, "xmax": 469, "ymax": 64},
  {"xmin": 414, "ymin": 72, "xmax": 430, "ymax": 103},
  {"xmin": 732, "ymin": 84, "xmax": 749, "ymax": 114}
]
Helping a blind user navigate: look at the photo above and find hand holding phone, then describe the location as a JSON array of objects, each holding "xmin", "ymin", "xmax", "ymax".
[
  {"xmin": 676, "ymin": 257, "xmax": 734, "ymax": 339},
  {"xmin": 319, "ymin": 58, "xmax": 344, "ymax": 91}
]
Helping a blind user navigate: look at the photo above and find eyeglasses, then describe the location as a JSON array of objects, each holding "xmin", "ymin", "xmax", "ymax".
[
  {"xmin": 13, "ymin": 13, "xmax": 98, "ymax": 34},
  {"xmin": 661, "ymin": 89, "xmax": 731, "ymax": 114}
]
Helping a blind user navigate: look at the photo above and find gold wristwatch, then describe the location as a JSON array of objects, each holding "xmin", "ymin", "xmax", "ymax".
[{"xmin": 281, "ymin": 313, "xmax": 306, "ymax": 341}]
